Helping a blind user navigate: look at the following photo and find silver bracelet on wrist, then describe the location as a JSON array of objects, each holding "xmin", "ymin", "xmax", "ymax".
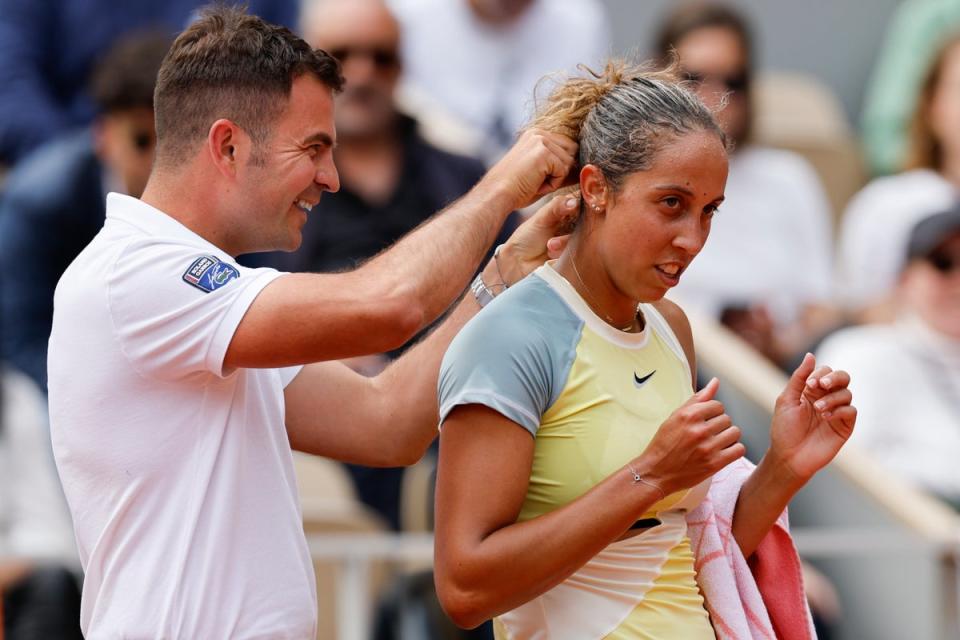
[
  {"xmin": 470, "ymin": 273, "xmax": 497, "ymax": 308},
  {"xmin": 627, "ymin": 463, "xmax": 667, "ymax": 501},
  {"xmin": 493, "ymin": 244, "xmax": 510, "ymax": 287},
  {"xmin": 471, "ymin": 246, "xmax": 511, "ymax": 309}
]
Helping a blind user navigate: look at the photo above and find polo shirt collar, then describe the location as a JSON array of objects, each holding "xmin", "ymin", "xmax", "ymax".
[{"xmin": 105, "ymin": 192, "xmax": 230, "ymax": 256}]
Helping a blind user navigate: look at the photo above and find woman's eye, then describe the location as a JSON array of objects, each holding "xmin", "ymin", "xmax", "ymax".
[
  {"xmin": 662, "ymin": 196, "xmax": 681, "ymax": 209},
  {"xmin": 703, "ymin": 204, "xmax": 718, "ymax": 217}
]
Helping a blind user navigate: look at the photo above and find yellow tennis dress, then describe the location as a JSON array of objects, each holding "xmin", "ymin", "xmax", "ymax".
[{"xmin": 439, "ymin": 263, "xmax": 715, "ymax": 639}]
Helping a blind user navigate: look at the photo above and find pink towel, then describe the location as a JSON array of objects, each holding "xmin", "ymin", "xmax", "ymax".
[{"xmin": 686, "ymin": 458, "xmax": 816, "ymax": 640}]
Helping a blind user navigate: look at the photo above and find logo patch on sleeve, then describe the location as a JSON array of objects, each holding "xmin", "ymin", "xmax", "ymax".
[{"xmin": 182, "ymin": 255, "xmax": 240, "ymax": 293}]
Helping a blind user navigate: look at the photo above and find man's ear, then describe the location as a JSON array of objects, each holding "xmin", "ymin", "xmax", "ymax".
[
  {"xmin": 579, "ymin": 163, "xmax": 608, "ymax": 214},
  {"xmin": 206, "ymin": 119, "xmax": 251, "ymax": 178}
]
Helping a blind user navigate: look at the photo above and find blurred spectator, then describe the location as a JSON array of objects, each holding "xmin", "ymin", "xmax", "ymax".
[
  {"xmin": 0, "ymin": 32, "xmax": 170, "ymax": 391},
  {"xmin": 1, "ymin": 368, "xmax": 82, "ymax": 639},
  {"xmin": 0, "ymin": 0, "xmax": 297, "ymax": 166},
  {"xmin": 839, "ymin": 32, "xmax": 960, "ymax": 323},
  {"xmin": 387, "ymin": 0, "xmax": 609, "ymax": 162},
  {"xmin": 860, "ymin": 0, "xmax": 960, "ymax": 176},
  {"xmin": 281, "ymin": 0, "xmax": 515, "ymax": 530},
  {"xmin": 655, "ymin": 2, "xmax": 837, "ymax": 369},
  {"xmin": 818, "ymin": 205, "xmax": 960, "ymax": 508}
]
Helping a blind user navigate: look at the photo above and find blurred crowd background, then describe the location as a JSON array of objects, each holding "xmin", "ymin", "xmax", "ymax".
[{"xmin": 2, "ymin": 0, "xmax": 960, "ymax": 638}]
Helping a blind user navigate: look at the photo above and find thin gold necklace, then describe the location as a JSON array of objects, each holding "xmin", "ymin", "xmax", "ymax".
[{"xmin": 569, "ymin": 256, "xmax": 640, "ymax": 332}]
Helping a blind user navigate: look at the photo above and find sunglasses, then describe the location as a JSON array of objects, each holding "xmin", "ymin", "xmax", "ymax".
[
  {"xmin": 683, "ymin": 70, "xmax": 750, "ymax": 93},
  {"xmin": 928, "ymin": 250, "xmax": 960, "ymax": 274},
  {"xmin": 131, "ymin": 130, "xmax": 155, "ymax": 153},
  {"xmin": 329, "ymin": 46, "xmax": 399, "ymax": 70}
]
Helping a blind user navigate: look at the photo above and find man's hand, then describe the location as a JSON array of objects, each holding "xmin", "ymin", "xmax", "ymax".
[
  {"xmin": 495, "ymin": 194, "xmax": 579, "ymax": 285},
  {"xmin": 479, "ymin": 129, "xmax": 578, "ymax": 211},
  {"xmin": 769, "ymin": 353, "xmax": 856, "ymax": 483}
]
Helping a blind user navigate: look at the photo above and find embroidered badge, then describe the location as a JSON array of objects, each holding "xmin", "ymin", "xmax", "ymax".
[{"xmin": 182, "ymin": 255, "xmax": 239, "ymax": 293}]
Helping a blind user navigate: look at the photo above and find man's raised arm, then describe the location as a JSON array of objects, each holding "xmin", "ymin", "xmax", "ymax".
[
  {"xmin": 224, "ymin": 129, "xmax": 576, "ymax": 370},
  {"xmin": 283, "ymin": 194, "xmax": 579, "ymax": 465}
]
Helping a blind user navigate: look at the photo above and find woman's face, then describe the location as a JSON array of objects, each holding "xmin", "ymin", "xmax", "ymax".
[
  {"xmin": 929, "ymin": 43, "xmax": 960, "ymax": 159},
  {"xmin": 584, "ymin": 129, "xmax": 728, "ymax": 304},
  {"xmin": 674, "ymin": 26, "xmax": 750, "ymax": 145}
]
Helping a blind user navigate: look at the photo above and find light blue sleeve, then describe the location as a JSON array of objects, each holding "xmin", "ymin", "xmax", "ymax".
[{"xmin": 438, "ymin": 276, "xmax": 581, "ymax": 437}]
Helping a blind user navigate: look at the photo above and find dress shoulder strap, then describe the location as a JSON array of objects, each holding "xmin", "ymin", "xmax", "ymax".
[{"xmin": 641, "ymin": 303, "xmax": 693, "ymax": 386}]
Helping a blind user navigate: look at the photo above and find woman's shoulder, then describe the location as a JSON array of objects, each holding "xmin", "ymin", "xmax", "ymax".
[
  {"xmin": 447, "ymin": 271, "xmax": 584, "ymax": 359},
  {"xmin": 648, "ymin": 298, "xmax": 695, "ymax": 378}
]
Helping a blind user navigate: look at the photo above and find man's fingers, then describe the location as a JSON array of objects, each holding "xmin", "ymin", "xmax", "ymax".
[
  {"xmin": 531, "ymin": 194, "xmax": 578, "ymax": 228},
  {"xmin": 532, "ymin": 128, "xmax": 578, "ymax": 157},
  {"xmin": 537, "ymin": 136, "xmax": 577, "ymax": 190},
  {"xmin": 546, "ymin": 235, "xmax": 570, "ymax": 259}
]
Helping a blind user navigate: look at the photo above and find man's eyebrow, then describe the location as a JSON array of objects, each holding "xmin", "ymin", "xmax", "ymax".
[{"xmin": 302, "ymin": 132, "xmax": 336, "ymax": 148}]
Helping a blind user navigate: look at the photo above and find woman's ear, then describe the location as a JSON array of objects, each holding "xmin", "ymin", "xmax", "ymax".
[{"xmin": 579, "ymin": 164, "xmax": 608, "ymax": 214}]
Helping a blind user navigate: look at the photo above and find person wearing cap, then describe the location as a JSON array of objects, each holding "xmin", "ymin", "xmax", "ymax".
[{"xmin": 817, "ymin": 205, "xmax": 960, "ymax": 507}]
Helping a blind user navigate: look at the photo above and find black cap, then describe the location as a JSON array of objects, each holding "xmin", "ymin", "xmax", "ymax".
[{"xmin": 906, "ymin": 205, "xmax": 960, "ymax": 262}]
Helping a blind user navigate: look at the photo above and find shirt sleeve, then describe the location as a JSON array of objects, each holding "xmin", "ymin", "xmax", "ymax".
[
  {"xmin": 107, "ymin": 240, "xmax": 286, "ymax": 381},
  {"xmin": 437, "ymin": 284, "xmax": 581, "ymax": 437},
  {"xmin": 279, "ymin": 365, "xmax": 304, "ymax": 388}
]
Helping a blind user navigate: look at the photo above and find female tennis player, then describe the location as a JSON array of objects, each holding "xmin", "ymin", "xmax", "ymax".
[{"xmin": 434, "ymin": 61, "xmax": 855, "ymax": 639}]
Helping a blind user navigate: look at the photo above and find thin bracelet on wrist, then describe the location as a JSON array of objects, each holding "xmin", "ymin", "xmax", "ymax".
[
  {"xmin": 493, "ymin": 244, "xmax": 511, "ymax": 287},
  {"xmin": 627, "ymin": 463, "xmax": 666, "ymax": 502}
]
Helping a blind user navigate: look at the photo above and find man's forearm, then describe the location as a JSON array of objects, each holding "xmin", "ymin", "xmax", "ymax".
[
  {"xmin": 370, "ymin": 259, "xmax": 494, "ymax": 461},
  {"xmin": 355, "ymin": 128, "xmax": 576, "ymax": 330},
  {"xmin": 360, "ymin": 183, "xmax": 513, "ymax": 328}
]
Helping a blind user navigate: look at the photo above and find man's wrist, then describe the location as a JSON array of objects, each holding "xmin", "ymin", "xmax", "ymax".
[
  {"xmin": 469, "ymin": 174, "xmax": 522, "ymax": 215},
  {"xmin": 494, "ymin": 243, "xmax": 524, "ymax": 286},
  {"xmin": 471, "ymin": 260, "xmax": 508, "ymax": 309}
]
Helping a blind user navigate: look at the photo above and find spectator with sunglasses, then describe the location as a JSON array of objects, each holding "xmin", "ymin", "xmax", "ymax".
[
  {"xmin": 273, "ymin": 0, "xmax": 517, "ymax": 530},
  {"xmin": 838, "ymin": 32, "xmax": 960, "ymax": 324},
  {"xmin": 654, "ymin": 2, "xmax": 837, "ymax": 370},
  {"xmin": 0, "ymin": 32, "xmax": 170, "ymax": 392},
  {"xmin": 817, "ymin": 205, "xmax": 960, "ymax": 508}
]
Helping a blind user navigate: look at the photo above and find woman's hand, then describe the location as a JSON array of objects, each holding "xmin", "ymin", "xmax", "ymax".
[
  {"xmin": 636, "ymin": 377, "xmax": 746, "ymax": 495},
  {"xmin": 769, "ymin": 353, "xmax": 856, "ymax": 483}
]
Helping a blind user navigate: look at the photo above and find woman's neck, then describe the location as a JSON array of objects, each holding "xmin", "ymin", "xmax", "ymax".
[{"xmin": 554, "ymin": 241, "xmax": 641, "ymax": 331}]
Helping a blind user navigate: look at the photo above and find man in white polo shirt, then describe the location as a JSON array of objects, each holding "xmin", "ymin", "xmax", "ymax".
[{"xmin": 46, "ymin": 6, "xmax": 576, "ymax": 639}]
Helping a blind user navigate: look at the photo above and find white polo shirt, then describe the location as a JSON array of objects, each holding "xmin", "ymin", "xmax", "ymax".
[{"xmin": 48, "ymin": 193, "xmax": 314, "ymax": 639}]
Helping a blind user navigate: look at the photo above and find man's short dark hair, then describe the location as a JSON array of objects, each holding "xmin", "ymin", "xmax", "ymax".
[
  {"xmin": 153, "ymin": 4, "xmax": 344, "ymax": 166},
  {"xmin": 90, "ymin": 31, "xmax": 172, "ymax": 114}
]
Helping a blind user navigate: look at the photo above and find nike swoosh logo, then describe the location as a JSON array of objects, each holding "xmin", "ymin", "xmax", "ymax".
[{"xmin": 633, "ymin": 370, "xmax": 656, "ymax": 388}]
